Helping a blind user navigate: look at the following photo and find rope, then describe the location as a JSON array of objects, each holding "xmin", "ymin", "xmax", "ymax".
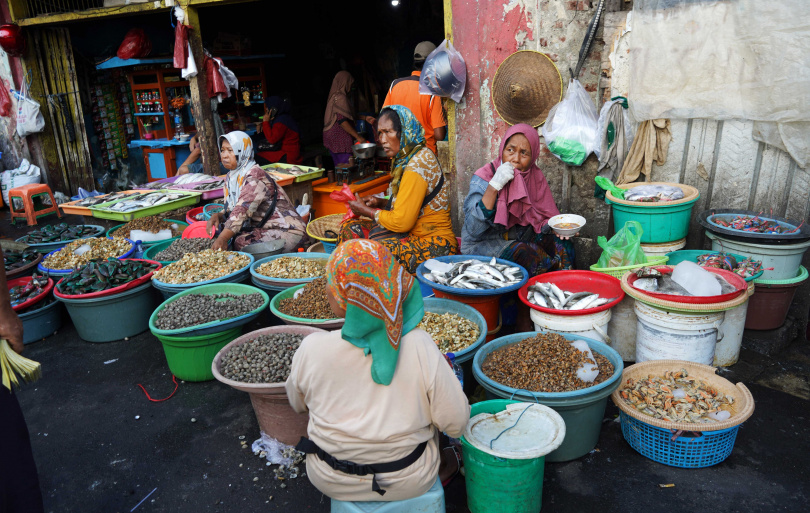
[
  {"xmin": 136, "ymin": 375, "xmax": 179, "ymax": 402},
  {"xmin": 489, "ymin": 403, "xmax": 536, "ymax": 451}
]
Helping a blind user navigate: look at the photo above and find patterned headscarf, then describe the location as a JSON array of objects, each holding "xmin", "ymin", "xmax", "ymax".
[
  {"xmin": 326, "ymin": 239, "xmax": 425, "ymax": 386},
  {"xmin": 220, "ymin": 131, "xmax": 257, "ymax": 210},
  {"xmin": 385, "ymin": 105, "xmax": 426, "ymax": 197}
]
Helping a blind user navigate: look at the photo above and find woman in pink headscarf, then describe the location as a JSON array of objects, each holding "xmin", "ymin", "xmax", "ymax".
[{"xmin": 461, "ymin": 123, "xmax": 575, "ymax": 276}]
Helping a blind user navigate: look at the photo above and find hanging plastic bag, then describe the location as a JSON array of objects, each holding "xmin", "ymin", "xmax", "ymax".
[
  {"xmin": 595, "ymin": 220, "xmax": 647, "ymax": 268},
  {"xmin": 541, "ymin": 79, "xmax": 598, "ymax": 166},
  {"xmin": 329, "ymin": 184, "xmax": 359, "ymax": 222},
  {"xmin": 15, "ymin": 74, "xmax": 44, "ymax": 138},
  {"xmin": 116, "ymin": 28, "xmax": 152, "ymax": 60},
  {"xmin": 419, "ymin": 39, "xmax": 466, "ymax": 102}
]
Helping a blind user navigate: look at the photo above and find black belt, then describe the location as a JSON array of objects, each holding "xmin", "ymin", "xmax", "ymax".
[{"xmin": 295, "ymin": 437, "xmax": 428, "ymax": 496}]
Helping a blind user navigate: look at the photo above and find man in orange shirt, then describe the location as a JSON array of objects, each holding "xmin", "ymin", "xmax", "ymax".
[{"xmin": 382, "ymin": 41, "xmax": 447, "ymax": 155}]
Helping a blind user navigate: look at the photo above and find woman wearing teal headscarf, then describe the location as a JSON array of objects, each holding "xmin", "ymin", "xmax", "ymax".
[
  {"xmin": 337, "ymin": 105, "xmax": 458, "ymax": 274},
  {"xmin": 286, "ymin": 240, "xmax": 469, "ymax": 502}
]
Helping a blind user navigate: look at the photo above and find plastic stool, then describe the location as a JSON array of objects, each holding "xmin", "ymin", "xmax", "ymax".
[
  {"xmin": 331, "ymin": 477, "xmax": 445, "ymax": 513},
  {"xmin": 8, "ymin": 184, "xmax": 62, "ymax": 226}
]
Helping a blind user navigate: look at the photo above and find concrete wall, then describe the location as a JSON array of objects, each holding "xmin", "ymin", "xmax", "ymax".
[
  {"xmin": 0, "ymin": 46, "xmax": 31, "ymax": 172},
  {"xmin": 451, "ymin": 0, "xmax": 612, "ymax": 267}
]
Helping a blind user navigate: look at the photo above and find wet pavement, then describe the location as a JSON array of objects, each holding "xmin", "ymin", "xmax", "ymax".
[{"xmin": 4, "ymin": 213, "xmax": 810, "ymax": 512}]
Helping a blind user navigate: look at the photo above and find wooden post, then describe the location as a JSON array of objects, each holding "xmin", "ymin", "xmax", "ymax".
[{"xmin": 185, "ymin": 6, "xmax": 219, "ymax": 176}]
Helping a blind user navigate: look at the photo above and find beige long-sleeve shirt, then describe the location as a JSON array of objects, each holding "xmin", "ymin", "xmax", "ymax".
[{"xmin": 286, "ymin": 328, "xmax": 470, "ymax": 502}]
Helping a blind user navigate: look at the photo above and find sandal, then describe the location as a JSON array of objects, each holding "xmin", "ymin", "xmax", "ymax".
[{"xmin": 440, "ymin": 445, "xmax": 463, "ymax": 487}]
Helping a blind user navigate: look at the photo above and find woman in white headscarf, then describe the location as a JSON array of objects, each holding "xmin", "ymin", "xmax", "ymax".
[{"xmin": 206, "ymin": 131, "xmax": 310, "ymax": 251}]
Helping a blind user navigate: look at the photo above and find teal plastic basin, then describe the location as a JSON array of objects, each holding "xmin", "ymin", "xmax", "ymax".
[
  {"xmin": 473, "ymin": 332, "xmax": 623, "ymax": 462},
  {"xmin": 422, "ymin": 297, "xmax": 486, "ymax": 364},
  {"xmin": 20, "ymin": 299, "xmax": 63, "ymax": 345},
  {"xmin": 608, "ymin": 197, "xmax": 699, "ymax": 243},
  {"xmin": 57, "ymin": 281, "xmax": 160, "ymax": 343},
  {"xmin": 152, "ymin": 252, "xmax": 254, "ymax": 299},
  {"xmin": 156, "ymin": 327, "xmax": 244, "ymax": 382},
  {"xmin": 665, "ymin": 250, "xmax": 763, "ymax": 282}
]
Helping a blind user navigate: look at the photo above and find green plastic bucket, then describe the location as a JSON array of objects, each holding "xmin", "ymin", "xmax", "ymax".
[
  {"xmin": 56, "ymin": 281, "xmax": 160, "ymax": 343},
  {"xmin": 473, "ymin": 332, "xmax": 623, "ymax": 462},
  {"xmin": 608, "ymin": 198, "xmax": 699, "ymax": 243},
  {"xmin": 156, "ymin": 326, "xmax": 243, "ymax": 382},
  {"xmin": 461, "ymin": 400, "xmax": 557, "ymax": 513}
]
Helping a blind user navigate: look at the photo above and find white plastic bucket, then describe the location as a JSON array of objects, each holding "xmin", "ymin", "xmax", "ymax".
[
  {"xmin": 715, "ymin": 299, "xmax": 748, "ymax": 367},
  {"xmin": 706, "ymin": 231, "xmax": 810, "ymax": 280},
  {"xmin": 530, "ymin": 308, "xmax": 612, "ymax": 345},
  {"xmin": 606, "ymin": 296, "xmax": 637, "ymax": 361},
  {"xmin": 634, "ymin": 301, "xmax": 725, "ymax": 365},
  {"xmin": 641, "ymin": 238, "xmax": 686, "ymax": 259}
]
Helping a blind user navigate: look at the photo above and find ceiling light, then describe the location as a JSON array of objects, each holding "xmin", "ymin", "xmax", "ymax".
[{"xmin": 391, "ymin": 0, "xmax": 400, "ymax": 6}]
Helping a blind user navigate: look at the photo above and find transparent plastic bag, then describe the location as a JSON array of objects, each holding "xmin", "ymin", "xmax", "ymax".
[
  {"xmin": 595, "ymin": 220, "xmax": 647, "ymax": 268},
  {"xmin": 541, "ymin": 79, "xmax": 598, "ymax": 166},
  {"xmin": 624, "ymin": 184, "xmax": 684, "ymax": 202},
  {"xmin": 594, "ymin": 98, "xmax": 634, "ymax": 160},
  {"xmin": 419, "ymin": 39, "xmax": 466, "ymax": 102}
]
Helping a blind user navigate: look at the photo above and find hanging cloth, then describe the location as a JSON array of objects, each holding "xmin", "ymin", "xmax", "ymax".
[
  {"xmin": 173, "ymin": 7, "xmax": 191, "ymax": 70},
  {"xmin": 615, "ymin": 119, "xmax": 672, "ymax": 185}
]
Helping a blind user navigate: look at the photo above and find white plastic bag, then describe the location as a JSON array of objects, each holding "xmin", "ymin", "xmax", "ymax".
[
  {"xmin": 541, "ymin": 79, "xmax": 598, "ymax": 166},
  {"xmin": 1, "ymin": 159, "xmax": 41, "ymax": 205},
  {"xmin": 15, "ymin": 74, "xmax": 45, "ymax": 137},
  {"xmin": 419, "ymin": 39, "xmax": 466, "ymax": 102},
  {"xmin": 594, "ymin": 99, "xmax": 634, "ymax": 160}
]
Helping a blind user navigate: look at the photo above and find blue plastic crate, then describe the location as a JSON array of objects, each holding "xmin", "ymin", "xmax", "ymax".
[{"xmin": 619, "ymin": 411, "xmax": 740, "ymax": 468}]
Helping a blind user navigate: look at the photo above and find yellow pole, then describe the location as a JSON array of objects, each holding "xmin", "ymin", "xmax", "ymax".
[{"xmin": 443, "ymin": 0, "xmax": 455, "ymax": 175}]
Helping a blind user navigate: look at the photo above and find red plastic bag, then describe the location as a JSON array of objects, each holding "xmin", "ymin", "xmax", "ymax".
[
  {"xmin": 0, "ymin": 79, "xmax": 11, "ymax": 117},
  {"xmin": 117, "ymin": 29, "xmax": 152, "ymax": 60},
  {"xmin": 329, "ymin": 185, "xmax": 359, "ymax": 222}
]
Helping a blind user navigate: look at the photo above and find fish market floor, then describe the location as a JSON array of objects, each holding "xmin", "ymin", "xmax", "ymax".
[{"xmin": 14, "ymin": 321, "xmax": 810, "ymax": 513}]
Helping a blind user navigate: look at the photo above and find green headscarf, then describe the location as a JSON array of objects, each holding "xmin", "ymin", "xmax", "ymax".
[{"xmin": 326, "ymin": 239, "xmax": 424, "ymax": 386}]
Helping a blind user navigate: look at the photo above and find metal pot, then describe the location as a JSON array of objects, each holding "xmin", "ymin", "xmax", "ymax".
[{"xmin": 352, "ymin": 142, "xmax": 377, "ymax": 160}]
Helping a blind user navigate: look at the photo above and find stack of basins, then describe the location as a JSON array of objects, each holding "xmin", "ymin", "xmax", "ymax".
[
  {"xmin": 700, "ymin": 209, "xmax": 810, "ymax": 331},
  {"xmin": 149, "ymin": 283, "xmax": 269, "ymax": 381},
  {"xmin": 8, "ymin": 273, "xmax": 62, "ymax": 345},
  {"xmin": 249, "ymin": 252, "xmax": 331, "ymax": 305},
  {"xmin": 151, "ymin": 249, "xmax": 254, "ymax": 299}
]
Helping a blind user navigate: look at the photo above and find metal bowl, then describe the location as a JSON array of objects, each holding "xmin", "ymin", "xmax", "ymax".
[{"xmin": 352, "ymin": 142, "xmax": 377, "ymax": 160}]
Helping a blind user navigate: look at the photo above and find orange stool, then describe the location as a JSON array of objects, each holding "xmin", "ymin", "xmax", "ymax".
[{"xmin": 9, "ymin": 184, "xmax": 62, "ymax": 226}]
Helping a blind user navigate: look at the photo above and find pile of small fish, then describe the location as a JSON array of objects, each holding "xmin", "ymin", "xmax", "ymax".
[
  {"xmin": 154, "ymin": 292, "xmax": 265, "ymax": 330},
  {"xmin": 421, "ymin": 258, "xmax": 523, "ymax": 290},
  {"xmin": 151, "ymin": 249, "xmax": 250, "ymax": 284},
  {"xmin": 256, "ymin": 257, "xmax": 326, "ymax": 280},
  {"xmin": 712, "ymin": 213, "xmax": 802, "ymax": 234},
  {"xmin": 74, "ymin": 191, "xmax": 140, "ymax": 207},
  {"xmin": 9, "ymin": 274, "xmax": 49, "ymax": 307},
  {"xmin": 56, "ymin": 259, "xmax": 158, "ymax": 296},
  {"xmin": 18, "ymin": 223, "xmax": 99, "ymax": 244},
  {"xmin": 113, "ymin": 216, "xmax": 182, "ymax": 239},
  {"xmin": 153, "ymin": 237, "xmax": 214, "ymax": 261},
  {"xmin": 526, "ymin": 282, "xmax": 613, "ymax": 310},
  {"xmin": 102, "ymin": 192, "xmax": 188, "ymax": 213},
  {"xmin": 696, "ymin": 253, "xmax": 766, "ymax": 279},
  {"xmin": 418, "ymin": 312, "xmax": 480, "ymax": 353},
  {"xmin": 185, "ymin": 181, "xmax": 222, "ymax": 191},
  {"xmin": 618, "ymin": 369, "xmax": 735, "ymax": 423},
  {"xmin": 4, "ymin": 248, "xmax": 40, "ymax": 272},
  {"xmin": 42, "ymin": 238, "xmax": 132, "ymax": 271}
]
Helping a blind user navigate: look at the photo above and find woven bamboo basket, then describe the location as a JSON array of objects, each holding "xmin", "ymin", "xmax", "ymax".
[
  {"xmin": 611, "ymin": 360, "xmax": 755, "ymax": 432},
  {"xmin": 306, "ymin": 214, "xmax": 343, "ymax": 242}
]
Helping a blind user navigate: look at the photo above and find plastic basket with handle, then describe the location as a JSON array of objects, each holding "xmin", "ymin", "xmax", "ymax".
[
  {"xmin": 589, "ymin": 255, "xmax": 668, "ymax": 277},
  {"xmin": 203, "ymin": 204, "xmax": 225, "ymax": 221}
]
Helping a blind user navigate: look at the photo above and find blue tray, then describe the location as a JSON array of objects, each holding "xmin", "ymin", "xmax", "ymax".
[
  {"xmin": 415, "ymin": 255, "xmax": 528, "ymax": 297},
  {"xmin": 250, "ymin": 252, "xmax": 330, "ymax": 287},
  {"xmin": 149, "ymin": 283, "xmax": 269, "ymax": 337},
  {"xmin": 37, "ymin": 238, "xmax": 135, "ymax": 275},
  {"xmin": 152, "ymin": 252, "xmax": 254, "ymax": 290}
]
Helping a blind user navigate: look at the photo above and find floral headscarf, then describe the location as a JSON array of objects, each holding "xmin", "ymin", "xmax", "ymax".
[
  {"xmin": 385, "ymin": 105, "xmax": 426, "ymax": 197},
  {"xmin": 326, "ymin": 239, "xmax": 424, "ymax": 386},
  {"xmin": 220, "ymin": 131, "xmax": 257, "ymax": 209}
]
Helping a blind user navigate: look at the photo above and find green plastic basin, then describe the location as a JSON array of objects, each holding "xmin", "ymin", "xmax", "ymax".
[
  {"xmin": 473, "ymin": 332, "xmax": 623, "ymax": 462},
  {"xmin": 665, "ymin": 250, "xmax": 764, "ymax": 282},
  {"xmin": 461, "ymin": 399, "xmax": 546, "ymax": 513},
  {"xmin": 156, "ymin": 327, "xmax": 244, "ymax": 382},
  {"xmin": 56, "ymin": 281, "xmax": 160, "ymax": 343},
  {"xmin": 608, "ymin": 197, "xmax": 699, "ymax": 243},
  {"xmin": 142, "ymin": 239, "xmax": 177, "ymax": 266}
]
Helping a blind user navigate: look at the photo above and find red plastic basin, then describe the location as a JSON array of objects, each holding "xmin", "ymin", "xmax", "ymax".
[
  {"xmin": 518, "ymin": 270, "xmax": 624, "ymax": 316},
  {"xmin": 9, "ymin": 276, "xmax": 54, "ymax": 312},
  {"xmin": 54, "ymin": 259, "xmax": 163, "ymax": 300},
  {"xmin": 627, "ymin": 266, "xmax": 746, "ymax": 304},
  {"xmin": 186, "ymin": 206, "xmax": 205, "ymax": 225},
  {"xmin": 182, "ymin": 221, "xmax": 216, "ymax": 239}
]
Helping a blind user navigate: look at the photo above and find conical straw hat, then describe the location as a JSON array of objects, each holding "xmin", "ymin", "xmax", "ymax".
[{"xmin": 492, "ymin": 50, "xmax": 562, "ymax": 127}]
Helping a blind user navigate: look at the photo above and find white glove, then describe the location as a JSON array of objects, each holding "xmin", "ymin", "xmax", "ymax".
[{"xmin": 489, "ymin": 163, "xmax": 515, "ymax": 191}]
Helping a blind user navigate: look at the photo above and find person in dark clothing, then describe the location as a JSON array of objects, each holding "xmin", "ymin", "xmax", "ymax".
[{"xmin": 0, "ymin": 247, "xmax": 45, "ymax": 513}]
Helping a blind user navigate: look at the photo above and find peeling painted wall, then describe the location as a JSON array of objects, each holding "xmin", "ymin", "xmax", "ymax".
[{"xmin": 452, "ymin": 0, "xmax": 610, "ymax": 266}]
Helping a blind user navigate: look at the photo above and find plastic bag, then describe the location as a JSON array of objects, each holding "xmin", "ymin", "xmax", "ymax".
[
  {"xmin": 624, "ymin": 184, "xmax": 684, "ymax": 202},
  {"xmin": 595, "ymin": 221, "xmax": 647, "ymax": 268},
  {"xmin": 541, "ymin": 79, "xmax": 598, "ymax": 166},
  {"xmin": 594, "ymin": 98, "xmax": 634, "ymax": 160},
  {"xmin": 329, "ymin": 184, "xmax": 359, "ymax": 222},
  {"xmin": 15, "ymin": 75, "xmax": 44, "ymax": 138},
  {"xmin": 116, "ymin": 28, "xmax": 152, "ymax": 60},
  {"xmin": 1, "ymin": 159, "xmax": 40, "ymax": 205},
  {"xmin": 419, "ymin": 39, "xmax": 466, "ymax": 102}
]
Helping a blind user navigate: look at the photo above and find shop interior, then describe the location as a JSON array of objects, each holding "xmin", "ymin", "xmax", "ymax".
[{"xmin": 63, "ymin": 0, "xmax": 445, "ymax": 189}]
